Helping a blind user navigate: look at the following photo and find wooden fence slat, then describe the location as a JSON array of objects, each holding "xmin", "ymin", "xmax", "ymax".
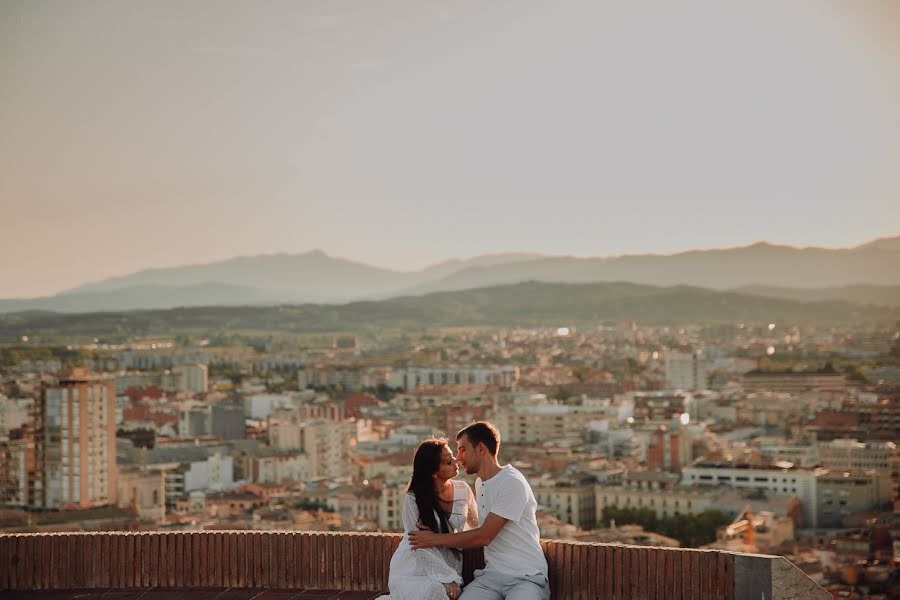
[
  {"xmin": 42, "ymin": 534, "xmax": 53, "ymax": 590},
  {"xmin": 356, "ymin": 533, "xmax": 367, "ymax": 591},
  {"xmin": 691, "ymin": 550, "xmax": 701, "ymax": 600},
  {"xmin": 23, "ymin": 535, "xmax": 33, "ymax": 589},
  {"xmin": 723, "ymin": 553, "xmax": 734, "ymax": 600},
  {"xmin": 715, "ymin": 552, "xmax": 726, "ymax": 599},
  {"xmin": 234, "ymin": 532, "xmax": 243, "ymax": 588}
]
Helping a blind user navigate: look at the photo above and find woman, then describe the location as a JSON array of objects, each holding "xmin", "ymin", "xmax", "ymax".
[{"xmin": 378, "ymin": 438, "xmax": 478, "ymax": 600}]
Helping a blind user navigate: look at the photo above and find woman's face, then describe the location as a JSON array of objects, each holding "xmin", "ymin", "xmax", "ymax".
[{"xmin": 434, "ymin": 444, "xmax": 459, "ymax": 481}]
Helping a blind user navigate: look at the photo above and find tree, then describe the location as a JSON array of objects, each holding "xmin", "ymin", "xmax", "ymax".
[{"xmin": 601, "ymin": 506, "xmax": 732, "ymax": 547}]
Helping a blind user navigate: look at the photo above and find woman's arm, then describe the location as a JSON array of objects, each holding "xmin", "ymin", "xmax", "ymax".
[
  {"xmin": 401, "ymin": 493, "xmax": 420, "ymax": 533},
  {"xmin": 402, "ymin": 494, "xmax": 463, "ymax": 584}
]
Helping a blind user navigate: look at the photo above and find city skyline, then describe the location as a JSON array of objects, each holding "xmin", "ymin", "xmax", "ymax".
[{"xmin": 3, "ymin": 1, "xmax": 900, "ymax": 297}]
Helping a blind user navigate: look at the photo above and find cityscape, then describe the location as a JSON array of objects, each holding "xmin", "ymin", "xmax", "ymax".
[
  {"xmin": 3, "ymin": 2, "xmax": 900, "ymax": 598},
  {"xmin": 1, "ymin": 279, "xmax": 898, "ymax": 596}
]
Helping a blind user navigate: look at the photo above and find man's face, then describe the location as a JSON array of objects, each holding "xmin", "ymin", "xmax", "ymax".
[{"xmin": 455, "ymin": 434, "xmax": 481, "ymax": 475}]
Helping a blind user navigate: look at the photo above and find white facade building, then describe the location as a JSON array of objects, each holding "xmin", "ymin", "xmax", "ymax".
[
  {"xmin": 665, "ymin": 351, "xmax": 709, "ymax": 390},
  {"xmin": 245, "ymin": 394, "xmax": 294, "ymax": 420},
  {"xmin": 183, "ymin": 453, "xmax": 234, "ymax": 493},
  {"xmin": 387, "ymin": 366, "xmax": 519, "ymax": 390},
  {"xmin": 682, "ymin": 464, "xmax": 818, "ymax": 527}
]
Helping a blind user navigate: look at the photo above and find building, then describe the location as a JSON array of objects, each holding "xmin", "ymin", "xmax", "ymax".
[
  {"xmin": 0, "ymin": 396, "xmax": 32, "ymax": 434},
  {"xmin": 630, "ymin": 391, "xmax": 694, "ymax": 424},
  {"xmin": 755, "ymin": 438, "xmax": 819, "ymax": 468},
  {"xmin": 268, "ymin": 418, "xmax": 302, "ymax": 450},
  {"xmin": 533, "ymin": 477, "xmax": 597, "ymax": 530},
  {"xmin": 117, "ymin": 465, "xmax": 166, "ymax": 522},
  {"xmin": 17, "ymin": 370, "xmax": 119, "ymax": 509},
  {"xmin": 300, "ymin": 419, "xmax": 355, "ymax": 479},
  {"xmin": 211, "ymin": 403, "xmax": 246, "ymax": 440},
  {"xmin": 817, "ymin": 439, "xmax": 896, "ymax": 472},
  {"xmin": 683, "ymin": 462, "xmax": 817, "ymax": 526},
  {"xmin": 174, "ymin": 364, "xmax": 209, "ymax": 394},
  {"xmin": 445, "ymin": 404, "xmax": 491, "ymax": 438},
  {"xmin": 378, "ymin": 480, "xmax": 407, "ymax": 531},
  {"xmin": 492, "ymin": 405, "xmax": 584, "ymax": 444},
  {"xmin": 808, "ymin": 401, "xmax": 900, "ymax": 443},
  {"xmin": 387, "ymin": 366, "xmax": 519, "ymax": 390},
  {"xmin": 178, "ymin": 405, "xmax": 209, "ymax": 438},
  {"xmin": 491, "ymin": 397, "xmax": 610, "ymax": 444},
  {"xmin": 682, "ymin": 462, "xmax": 893, "ymax": 528},
  {"xmin": 178, "ymin": 402, "xmax": 245, "ymax": 440},
  {"xmin": 815, "ymin": 469, "xmax": 893, "ymax": 528},
  {"xmin": 245, "ymin": 394, "xmax": 294, "ymax": 420},
  {"xmin": 0, "ymin": 426, "xmax": 36, "ymax": 506},
  {"xmin": 595, "ymin": 473, "xmax": 719, "ymax": 521},
  {"xmin": 742, "ymin": 368, "xmax": 845, "ymax": 393},
  {"xmin": 665, "ymin": 350, "xmax": 708, "ymax": 390},
  {"xmin": 250, "ymin": 451, "xmax": 309, "ymax": 484},
  {"xmin": 646, "ymin": 424, "xmax": 693, "ymax": 473},
  {"xmin": 164, "ymin": 453, "xmax": 235, "ymax": 504}
]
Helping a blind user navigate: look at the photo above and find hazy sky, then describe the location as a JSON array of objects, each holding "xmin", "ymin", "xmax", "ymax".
[{"xmin": 2, "ymin": 1, "xmax": 899, "ymax": 298}]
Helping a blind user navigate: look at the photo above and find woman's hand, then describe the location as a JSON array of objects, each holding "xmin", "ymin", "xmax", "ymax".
[{"xmin": 444, "ymin": 582, "xmax": 461, "ymax": 600}]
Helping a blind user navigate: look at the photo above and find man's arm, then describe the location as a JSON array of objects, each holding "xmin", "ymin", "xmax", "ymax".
[{"xmin": 408, "ymin": 512, "xmax": 508, "ymax": 550}]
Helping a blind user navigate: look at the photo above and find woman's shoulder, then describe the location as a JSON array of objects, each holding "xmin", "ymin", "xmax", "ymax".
[{"xmin": 452, "ymin": 479, "xmax": 473, "ymax": 494}]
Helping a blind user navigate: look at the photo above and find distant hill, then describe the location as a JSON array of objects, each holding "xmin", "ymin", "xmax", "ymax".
[
  {"xmin": 736, "ymin": 284, "xmax": 900, "ymax": 308},
  {"xmin": 2, "ymin": 281, "xmax": 896, "ymax": 342},
  {"xmin": 62, "ymin": 251, "xmax": 409, "ymax": 301},
  {"xmin": 0, "ymin": 283, "xmax": 274, "ymax": 314},
  {"xmin": 406, "ymin": 241, "xmax": 900, "ymax": 296},
  {"xmin": 855, "ymin": 235, "xmax": 900, "ymax": 252},
  {"xmin": 1, "ymin": 236, "xmax": 898, "ymax": 314}
]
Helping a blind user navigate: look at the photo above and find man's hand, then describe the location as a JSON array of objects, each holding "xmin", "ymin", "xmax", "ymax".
[{"xmin": 408, "ymin": 525, "xmax": 441, "ymax": 549}]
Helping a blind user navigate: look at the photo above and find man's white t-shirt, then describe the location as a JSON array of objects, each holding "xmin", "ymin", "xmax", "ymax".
[{"xmin": 475, "ymin": 465, "xmax": 548, "ymax": 579}]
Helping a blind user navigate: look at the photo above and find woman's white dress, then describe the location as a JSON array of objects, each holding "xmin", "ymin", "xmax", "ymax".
[{"xmin": 377, "ymin": 479, "xmax": 478, "ymax": 600}]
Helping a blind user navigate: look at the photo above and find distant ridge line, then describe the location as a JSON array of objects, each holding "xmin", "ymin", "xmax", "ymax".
[{"xmin": 1, "ymin": 235, "xmax": 898, "ymax": 314}]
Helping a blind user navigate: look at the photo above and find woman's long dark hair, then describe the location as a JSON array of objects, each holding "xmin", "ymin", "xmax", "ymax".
[{"xmin": 407, "ymin": 438, "xmax": 453, "ymax": 534}]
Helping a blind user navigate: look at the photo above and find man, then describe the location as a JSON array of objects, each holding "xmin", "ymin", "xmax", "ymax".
[{"xmin": 409, "ymin": 421, "xmax": 550, "ymax": 600}]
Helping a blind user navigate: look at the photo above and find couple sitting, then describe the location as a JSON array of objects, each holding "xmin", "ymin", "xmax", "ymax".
[{"xmin": 378, "ymin": 421, "xmax": 550, "ymax": 600}]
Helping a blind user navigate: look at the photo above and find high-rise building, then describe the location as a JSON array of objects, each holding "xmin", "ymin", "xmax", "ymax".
[
  {"xmin": 665, "ymin": 350, "xmax": 708, "ymax": 390},
  {"xmin": 34, "ymin": 369, "xmax": 118, "ymax": 509}
]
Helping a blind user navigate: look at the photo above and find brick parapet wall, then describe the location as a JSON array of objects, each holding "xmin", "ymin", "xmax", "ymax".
[{"xmin": 0, "ymin": 531, "xmax": 828, "ymax": 599}]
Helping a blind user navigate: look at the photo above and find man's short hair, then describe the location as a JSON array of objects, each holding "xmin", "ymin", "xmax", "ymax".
[{"xmin": 457, "ymin": 421, "xmax": 500, "ymax": 456}]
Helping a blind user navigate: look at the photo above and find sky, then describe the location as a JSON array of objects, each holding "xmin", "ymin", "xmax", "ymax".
[{"xmin": 1, "ymin": 1, "xmax": 899, "ymax": 298}]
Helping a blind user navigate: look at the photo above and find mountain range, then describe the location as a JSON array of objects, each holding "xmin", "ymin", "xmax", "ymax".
[{"xmin": 1, "ymin": 236, "xmax": 899, "ymax": 314}]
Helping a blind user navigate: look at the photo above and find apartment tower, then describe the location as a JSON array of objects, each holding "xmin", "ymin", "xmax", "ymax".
[{"xmin": 37, "ymin": 369, "xmax": 117, "ymax": 509}]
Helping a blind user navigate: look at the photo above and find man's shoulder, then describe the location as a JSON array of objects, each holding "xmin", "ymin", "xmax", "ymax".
[
  {"xmin": 493, "ymin": 466, "xmax": 530, "ymax": 492},
  {"xmin": 499, "ymin": 465, "xmax": 529, "ymax": 483}
]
